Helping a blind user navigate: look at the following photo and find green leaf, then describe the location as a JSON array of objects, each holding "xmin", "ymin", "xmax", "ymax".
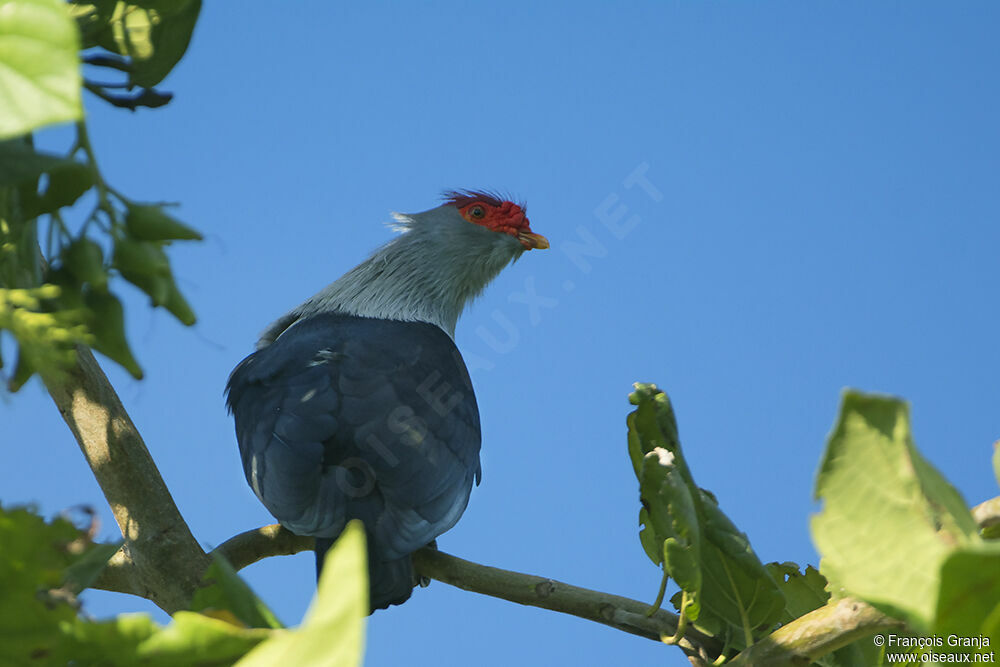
[
  {"xmin": 0, "ymin": 505, "xmax": 272, "ymax": 665},
  {"xmin": 0, "ymin": 505, "xmax": 94, "ymax": 664},
  {"xmin": 112, "ymin": 237, "xmax": 169, "ymax": 275},
  {"xmin": 695, "ymin": 494, "xmax": 785, "ymax": 643},
  {"xmin": 236, "ymin": 521, "xmax": 368, "ymax": 667},
  {"xmin": 766, "ymin": 562, "xmax": 829, "ymax": 624},
  {"xmin": 130, "ymin": 0, "xmax": 201, "ymax": 88},
  {"xmin": 130, "ymin": 612, "xmax": 270, "ymax": 665},
  {"xmin": 63, "ymin": 540, "xmax": 122, "ymax": 592},
  {"xmin": 191, "ymin": 554, "xmax": 283, "ymax": 630},
  {"xmin": 638, "ymin": 508, "xmax": 662, "ymax": 564},
  {"xmin": 68, "ymin": 0, "xmax": 117, "ymax": 49},
  {"xmin": 84, "ymin": 289, "xmax": 143, "ymax": 378},
  {"xmin": 627, "ymin": 383, "xmax": 784, "ymax": 650},
  {"xmin": 0, "ymin": 140, "xmax": 82, "ymax": 186},
  {"xmin": 8, "ymin": 345, "xmax": 35, "ymax": 391},
  {"xmin": 0, "ymin": 284, "xmax": 89, "ymax": 390},
  {"xmin": 52, "ymin": 609, "xmax": 273, "ymax": 666},
  {"xmin": 811, "ymin": 391, "xmax": 980, "ymax": 630},
  {"xmin": 113, "ymin": 237, "xmax": 171, "ymax": 304},
  {"xmin": 126, "ymin": 203, "xmax": 203, "ymax": 241},
  {"xmin": 0, "ymin": 0, "xmax": 83, "ymax": 138},
  {"xmin": 111, "ymin": 237, "xmax": 197, "ymax": 326},
  {"xmin": 64, "ymin": 238, "xmax": 107, "ymax": 289},
  {"xmin": 72, "ymin": 0, "xmax": 201, "ymax": 88},
  {"xmin": 934, "ymin": 545, "xmax": 1000, "ymax": 656},
  {"xmin": 639, "ymin": 447, "xmax": 702, "ymax": 619},
  {"xmin": 40, "ymin": 162, "xmax": 95, "ymax": 211},
  {"xmin": 163, "ymin": 279, "xmax": 196, "ymax": 325}
]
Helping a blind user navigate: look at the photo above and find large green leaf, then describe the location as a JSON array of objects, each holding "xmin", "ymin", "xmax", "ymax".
[
  {"xmin": 811, "ymin": 391, "xmax": 980, "ymax": 630},
  {"xmin": 236, "ymin": 521, "xmax": 368, "ymax": 667},
  {"xmin": 0, "ymin": 0, "xmax": 83, "ymax": 138},
  {"xmin": 628, "ymin": 383, "xmax": 784, "ymax": 650},
  {"xmin": 71, "ymin": 0, "xmax": 201, "ymax": 88},
  {"xmin": 0, "ymin": 505, "xmax": 81, "ymax": 662},
  {"xmin": 0, "ymin": 505, "xmax": 284, "ymax": 665},
  {"xmin": 934, "ymin": 545, "xmax": 1000, "ymax": 657},
  {"xmin": 130, "ymin": 0, "xmax": 200, "ymax": 88},
  {"xmin": 693, "ymin": 495, "xmax": 786, "ymax": 644},
  {"xmin": 52, "ymin": 611, "xmax": 271, "ymax": 666},
  {"xmin": 640, "ymin": 447, "xmax": 702, "ymax": 620}
]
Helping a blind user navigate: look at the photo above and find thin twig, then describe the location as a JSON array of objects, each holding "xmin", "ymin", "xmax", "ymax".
[
  {"xmin": 84, "ymin": 82, "xmax": 173, "ymax": 111},
  {"xmin": 82, "ymin": 53, "xmax": 133, "ymax": 73},
  {"xmin": 213, "ymin": 524, "xmax": 315, "ymax": 570},
  {"xmin": 202, "ymin": 524, "xmax": 721, "ymax": 662}
]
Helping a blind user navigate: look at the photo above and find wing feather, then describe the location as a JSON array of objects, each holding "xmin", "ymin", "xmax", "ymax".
[{"xmin": 226, "ymin": 313, "xmax": 481, "ymax": 561}]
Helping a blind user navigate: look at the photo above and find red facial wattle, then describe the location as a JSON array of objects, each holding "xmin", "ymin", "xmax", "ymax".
[{"xmin": 451, "ymin": 194, "xmax": 549, "ymax": 250}]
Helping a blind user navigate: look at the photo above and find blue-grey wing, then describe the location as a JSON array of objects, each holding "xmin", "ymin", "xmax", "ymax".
[{"xmin": 226, "ymin": 313, "xmax": 481, "ymax": 559}]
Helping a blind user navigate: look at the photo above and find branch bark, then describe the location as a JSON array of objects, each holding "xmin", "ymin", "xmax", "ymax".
[
  {"xmin": 45, "ymin": 346, "xmax": 209, "ymax": 613},
  {"xmin": 972, "ymin": 494, "xmax": 1000, "ymax": 537},
  {"xmin": 205, "ymin": 524, "xmax": 721, "ymax": 663},
  {"xmin": 728, "ymin": 597, "xmax": 905, "ymax": 666},
  {"xmin": 213, "ymin": 524, "xmax": 315, "ymax": 571},
  {"xmin": 412, "ymin": 547, "xmax": 721, "ymax": 663}
]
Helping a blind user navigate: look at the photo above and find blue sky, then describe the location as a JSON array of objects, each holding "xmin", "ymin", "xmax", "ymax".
[{"xmin": 4, "ymin": 3, "xmax": 1000, "ymax": 665}]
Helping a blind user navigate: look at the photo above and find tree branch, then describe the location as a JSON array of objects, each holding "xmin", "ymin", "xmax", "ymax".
[
  {"xmin": 412, "ymin": 547, "xmax": 721, "ymax": 662},
  {"xmin": 972, "ymin": 494, "xmax": 1000, "ymax": 537},
  {"xmin": 45, "ymin": 346, "xmax": 209, "ymax": 613},
  {"xmin": 203, "ymin": 524, "xmax": 722, "ymax": 663},
  {"xmin": 213, "ymin": 524, "xmax": 315, "ymax": 571},
  {"xmin": 84, "ymin": 82, "xmax": 173, "ymax": 111},
  {"xmin": 729, "ymin": 597, "xmax": 905, "ymax": 666}
]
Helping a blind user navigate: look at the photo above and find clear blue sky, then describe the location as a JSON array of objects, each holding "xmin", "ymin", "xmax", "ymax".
[{"xmin": 4, "ymin": 3, "xmax": 999, "ymax": 665}]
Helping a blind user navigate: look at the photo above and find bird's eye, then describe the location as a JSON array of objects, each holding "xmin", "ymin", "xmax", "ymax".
[{"xmin": 469, "ymin": 205, "xmax": 485, "ymax": 220}]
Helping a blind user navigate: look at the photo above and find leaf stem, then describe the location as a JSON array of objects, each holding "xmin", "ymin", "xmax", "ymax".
[
  {"xmin": 74, "ymin": 121, "xmax": 115, "ymax": 222},
  {"xmin": 647, "ymin": 566, "xmax": 669, "ymax": 616}
]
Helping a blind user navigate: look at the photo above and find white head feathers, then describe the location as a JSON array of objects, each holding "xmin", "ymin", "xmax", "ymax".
[{"xmin": 258, "ymin": 198, "xmax": 534, "ymax": 347}]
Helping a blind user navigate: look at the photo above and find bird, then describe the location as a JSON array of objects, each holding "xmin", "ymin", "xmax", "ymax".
[{"xmin": 225, "ymin": 191, "xmax": 548, "ymax": 612}]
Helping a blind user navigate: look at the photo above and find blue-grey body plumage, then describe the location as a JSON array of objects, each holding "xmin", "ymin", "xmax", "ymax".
[{"xmin": 226, "ymin": 313, "xmax": 481, "ymax": 610}]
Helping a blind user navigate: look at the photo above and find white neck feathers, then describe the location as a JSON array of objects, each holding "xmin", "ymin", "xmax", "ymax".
[{"xmin": 258, "ymin": 205, "xmax": 523, "ymax": 347}]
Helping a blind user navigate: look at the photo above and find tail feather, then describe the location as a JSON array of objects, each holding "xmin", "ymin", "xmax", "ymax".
[{"xmin": 316, "ymin": 537, "xmax": 414, "ymax": 614}]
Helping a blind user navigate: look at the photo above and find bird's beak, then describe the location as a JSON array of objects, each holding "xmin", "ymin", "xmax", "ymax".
[{"xmin": 517, "ymin": 231, "xmax": 550, "ymax": 250}]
